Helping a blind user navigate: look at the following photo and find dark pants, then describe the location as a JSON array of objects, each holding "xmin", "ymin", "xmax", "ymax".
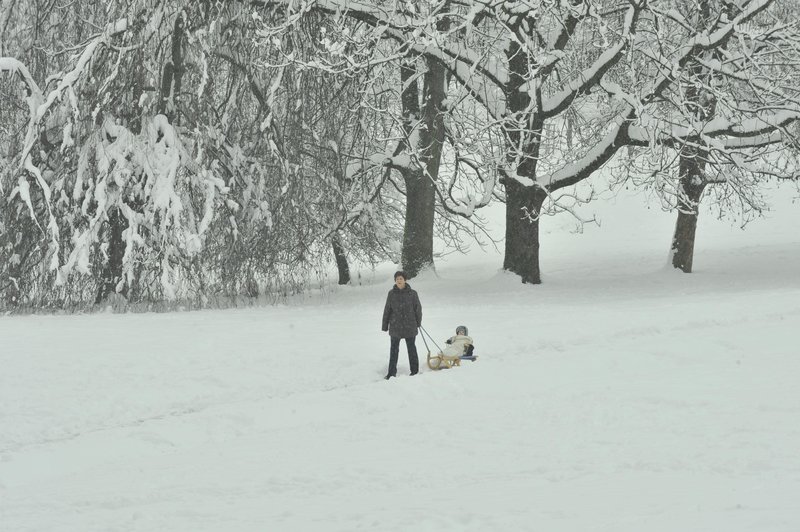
[{"xmin": 388, "ymin": 336, "xmax": 419, "ymax": 376}]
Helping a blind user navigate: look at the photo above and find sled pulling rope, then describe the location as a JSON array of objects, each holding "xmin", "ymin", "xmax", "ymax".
[
  {"xmin": 419, "ymin": 325, "xmax": 444, "ymax": 354},
  {"xmin": 419, "ymin": 325, "xmax": 444, "ymax": 370}
]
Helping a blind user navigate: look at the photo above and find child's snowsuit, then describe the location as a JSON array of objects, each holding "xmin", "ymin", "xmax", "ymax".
[{"xmin": 441, "ymin": 334, "xmax": 474, "ymax": 359}]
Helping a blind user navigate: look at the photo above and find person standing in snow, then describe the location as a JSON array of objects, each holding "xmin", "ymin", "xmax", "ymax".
[{"xmin": 381, "ymin": 271, "xmax": 422, "ymax": 379}]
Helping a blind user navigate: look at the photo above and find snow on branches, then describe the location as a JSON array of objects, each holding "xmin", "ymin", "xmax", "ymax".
[
  {"xmin": 1, "ymin": 19, "xmax": 129, "ymax": 271},
  {"xmin": 251, "ymin": 0, "xmax": 800, "ymax": 283},
  {"xmin": 1, "ymin": 11, "xmax": 231, "ymax": 301},
  {"xmin": 62, "ymin": 115, "xmax": 226, "ymax": 295}
]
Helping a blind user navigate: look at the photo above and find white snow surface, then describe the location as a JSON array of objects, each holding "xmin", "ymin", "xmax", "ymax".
[{"xmin": 2, "ymin": 189, "xmax": 800, "ymax": 531}]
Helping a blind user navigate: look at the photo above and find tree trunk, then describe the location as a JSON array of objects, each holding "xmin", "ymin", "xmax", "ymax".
[
  {"xmin": 159, "ymin": 11, "xmax": 184, "ymax": 122},
  {"xmin": 400, "ymin": 167, "xmax": 436, "ymax": 277},
  {"xmin": 503, "ymin": 179, "xmax": 546, "ymax": 284},
  {"xmin": 397, "ymin": 53, "xmax": 446, "ymax": 278},
  {"xmin": 670, "ymin": 157, "xmax": 707, "ymax": 273},
  {"xmin": 670, "ymin": 0, "xmax": 714, "ymax": 274},
  {"xmin": 501, "ymin": 23, "xmax": 545, "ymax": 284},
  {"xmin": 95, "ymin": 207, "xmax": 127, "ymax": 304},
  {"xmin": 331, "ymin": 233, "xmax": 350, "ymax": 285},
  {"xmin": 421, "ymin": 55, "xmax": 447, "ymax": 185}
]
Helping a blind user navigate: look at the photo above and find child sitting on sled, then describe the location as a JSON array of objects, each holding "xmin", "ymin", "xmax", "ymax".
[{"xmin": 441, "ymin": 325, "xmax": 474, "ymax": 359}]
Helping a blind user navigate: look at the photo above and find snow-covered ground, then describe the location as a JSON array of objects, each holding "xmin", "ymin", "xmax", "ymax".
[{"xmin": 2, "ymin": 188, "xmax": 799, "ymax": 531}]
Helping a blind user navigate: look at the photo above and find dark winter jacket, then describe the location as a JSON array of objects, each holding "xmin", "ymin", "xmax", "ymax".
[{"xmin": 382, "ymin": 283, "xmax": 422, "ymax": 338}]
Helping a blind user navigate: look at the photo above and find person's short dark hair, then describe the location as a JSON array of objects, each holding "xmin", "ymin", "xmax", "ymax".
[{"xmin": 394, "ymin": 270, "xmax": 407, "ymax": 280}]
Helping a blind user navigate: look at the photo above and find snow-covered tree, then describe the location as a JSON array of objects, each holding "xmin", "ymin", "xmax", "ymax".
[
  {"xmin": 252, "ymin": 0, "xmax": 799, "ymax": 285},
  {"xmin": 614, "ymin": 0, "xmax": 800, "ymax": 272},
  {"xmin": 1, "ymin": 1, "xmax": 404, "ymax": 308},
  {"xmin": 230, "ymin": 12, "xmax": 406, "ymax": 289},
  {"xmin": 1, "ymin": 2, "xmax": 235, "ymax": 306},
  {"xmin": 253, "ymin": 1, "xmax": 473, "ymax": 278}
]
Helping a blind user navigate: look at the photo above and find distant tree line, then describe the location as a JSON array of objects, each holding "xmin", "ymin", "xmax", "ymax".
[{"xmin": 1, "ymin": 0, "xmax": 798, "ymax": 311}]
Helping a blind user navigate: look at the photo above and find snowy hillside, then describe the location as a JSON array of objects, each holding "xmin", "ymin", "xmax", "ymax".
[{"xmin": 2, "ymin": 189, "xmax": 799, "ymax": 532}]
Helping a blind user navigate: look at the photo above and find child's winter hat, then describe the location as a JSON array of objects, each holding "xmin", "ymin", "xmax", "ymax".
[{"xmin": 456, "ymin": 325, "xmax": 468, "ymax": 336}]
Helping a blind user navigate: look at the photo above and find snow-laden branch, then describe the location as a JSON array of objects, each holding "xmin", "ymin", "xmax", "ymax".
[
  {"xmin": 543, "ymin": 0, "xmax": 777, "ymax": 191},
  {"xmin": 1, "ymin": 18, "xmax": 129, "ymax": 267},
  {"xmin": 544, "ymin": 112, "xmax": 633, "ymax": 190},
  {"xmin": 0, "ymin": 57, "xmax": 51, "ymax": 240},
  {"xmin": 17, "ymin": 18, "xmax": 128, "ymax": 166},
  {"xmin": 60, "ymin": 115, "xmax": 227, "ymax": 295},
  {"xmin": 436, "ymin": 168, "xmax": 496, "ymax": 218},
  {"xmin": 627, "ymin": 109, "xmax": 800, "ymax": 148},
  {"xmin": 0, "ymin": 57, "xmax": 42, "ymax": 95},
  {"xmin": 539, "ymin": 1, "xmax": 641, "ymax": 118},
  {"xmin": 643, "ymin": 0, "xmax": 774, "ymax": 105},
  {"xmin": 254, "ymin": 0, "xmax": 510, "ymax": 119}
]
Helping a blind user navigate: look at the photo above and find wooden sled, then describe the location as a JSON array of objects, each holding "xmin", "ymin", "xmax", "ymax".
[{"xmin": 426, "ymin": 352, "xmax": 478, "ymax": 370}]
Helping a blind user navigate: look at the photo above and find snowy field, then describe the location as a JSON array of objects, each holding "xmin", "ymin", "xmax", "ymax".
[{"xmin": 2, "ymin": 188, "xmax": 800, "ymax": 532}]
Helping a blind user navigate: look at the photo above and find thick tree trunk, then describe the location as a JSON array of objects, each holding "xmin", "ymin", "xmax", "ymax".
[
  {"xmin": 421, "ymin": 56, "xmax": 447, "ymax": 183},
  {"xmin": 501, "ymin": 23, "xmax": 546, "ymax": 284},
  {"xmin": 397, "ymin": 53, "xmax": 446, "ymax": 278},
  {"xmin": 95, "ymin": 207, "xmax": 127, "ymax": 304},
  {"xmin": 670, "ymin": 156, "xmax": 707, "ymax": 273},
  {"xmin": 331, "ymin": 233, "xmax": 350, "ymax": 285},
  {"xmin": 400, "ymin": 167, "xmax": 436, "ymax": 277},
  {"xmin": 503, "ymin": 179, "xmax": 546, "ymax": 284}
]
